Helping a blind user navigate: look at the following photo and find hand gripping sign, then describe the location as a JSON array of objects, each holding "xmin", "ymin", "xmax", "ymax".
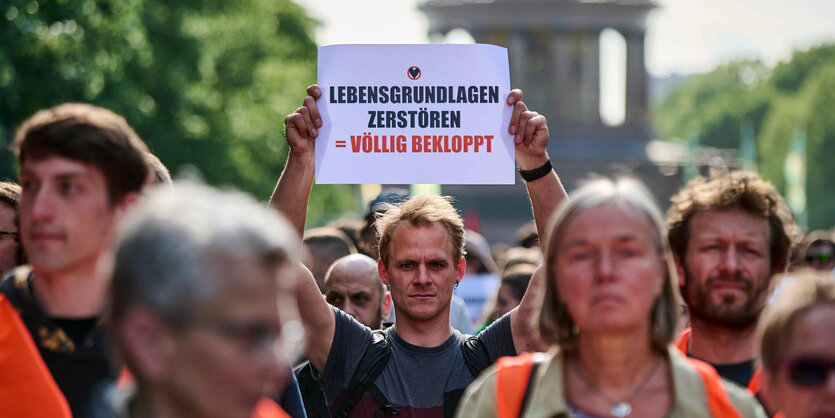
[{"xmin": 315, "ymin": 44, "xmax": 514, "ymax": 185}]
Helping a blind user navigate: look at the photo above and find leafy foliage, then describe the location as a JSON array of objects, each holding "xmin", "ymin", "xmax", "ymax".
[{"xmin": 0, "ymin": 0, "xmax": 357, "ymax": 224}]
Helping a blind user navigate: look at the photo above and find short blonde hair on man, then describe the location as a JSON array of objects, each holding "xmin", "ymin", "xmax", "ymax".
[
  {"xmin": 376, "ymin": 195, "xmax": 465, "ymax": 268},
  {"xmin": 539, "ymin": 177, "xmax": 679, "ymax": 353},
  {"xmin": 756, "ymin": 271, "xmax": 835, "ymax": 373}
]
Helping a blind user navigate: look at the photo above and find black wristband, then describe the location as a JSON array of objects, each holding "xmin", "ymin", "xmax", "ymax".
[{"xmin": 519, "ymin": 159, "xmax": 552, "ymax": 182}]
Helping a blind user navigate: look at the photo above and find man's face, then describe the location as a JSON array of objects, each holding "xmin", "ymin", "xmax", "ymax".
[
  {"xmin": 492, "ymin": 283, "xmax": 521, "ymax": 321},
  {"xmin": 164, "ymin": 257, "xmax": 291, "ymax": 418},
  {"xmin": 19, "ymin": 156, "xmax": 118, "ymax": 274},
  {"xmin": 325, "ymin": 270, "xmax": 384, "ymax": 329},
  {"xmin": 678, "ymin": 208, "xmax": 773, "ymax": 329},
  {"xmin": 379, "ymin": 222, "xmax": 464, "ymax": 324},
  {"xmin": 300, "ymin": 243, "xmax": 325, "ymax": 292},
  {"xmin": 0, "ymin": 203, "xmax": 19, "ymax": 274}
]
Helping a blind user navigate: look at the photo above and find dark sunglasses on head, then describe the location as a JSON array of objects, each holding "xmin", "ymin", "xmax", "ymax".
[
  {"xmin": 780, "ymin": 356, "xmax": 835, "ymax": 387},
  {"xmin": 805, "ymin": 252, "xmax": 833, "ymax": 264}
]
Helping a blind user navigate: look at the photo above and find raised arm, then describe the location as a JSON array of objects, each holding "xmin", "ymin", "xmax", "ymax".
[
  {"xmin": 507, "ymin": 89, "xmax": 567, "ymax": 241},
  {"xmin": 269, "ymin": 85, "xmax": 334, "ymax": 372},
  {"xmin": 506, "ymin": 90, "xmax": 567, "ymax": 353},
  {"xmin": 270, "ymin": 85, "xmax": 322, "ymax": 237}
]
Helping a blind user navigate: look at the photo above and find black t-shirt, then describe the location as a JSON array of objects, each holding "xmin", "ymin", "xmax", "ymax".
[
  {"xmin": 1, "ymin": 268, "xmax": 113, "ymax": 418},
  {"xmin": 710, "ymin": 359, "xmax": 755, "ymax": 388}
]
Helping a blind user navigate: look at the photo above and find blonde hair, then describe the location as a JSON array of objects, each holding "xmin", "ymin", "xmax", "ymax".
[
  {"xmin": 539, "ymin": 177, "xmax": 679, "ymax": 353},
  {"xmin": 376, "ymin": 195, "xmax": 465, "ymax": 267},
  {"xmin": 757, "ymin": 270, "xmax": 835, "ymax": 373}
]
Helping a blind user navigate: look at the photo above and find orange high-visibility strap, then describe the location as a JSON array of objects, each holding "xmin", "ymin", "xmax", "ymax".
[
  {"xmin": 687, "ymin": 357, "xmax": 743, "ymax": 418},
  {"xmin": 679, "ymin": 327, "xmax": 764, "ymax": 396},
  {"xmin": 0, "ymin": 295, "xmax": 72, "ymax": 418},
  {"xmin": 748, "ymin": 368, "xmax": 763, "ymax": 394},
  {"xmin": 252, "ymin": 398, "xmax": 291, "ymax": 418},
  {"xmin": 675, "ymin": 328, "xmax": 691, "ymax": 354},
  {"xmin": 117, "ymin": 367, "xmax": 134, "ymax": 388},
  {"xmin": 495, "ymin": 352, "xmax": 536, "ymax": 418}
]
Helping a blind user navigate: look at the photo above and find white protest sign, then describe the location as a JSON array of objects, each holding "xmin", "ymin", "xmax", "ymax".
[{"xmin": 315, "ymin": 44, "xmax": 514, "ymax": 184}]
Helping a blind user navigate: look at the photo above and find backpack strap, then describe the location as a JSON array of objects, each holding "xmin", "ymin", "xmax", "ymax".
[
  {"xmin": 461, "ymin": 335, "xmax": 492, "ymax": 378},
  {"xmin": 687, "ymin": 357, "xmax": 743, "ymax": 418},
  {"xmin": 333, "ymin": 330, "xmax": 393, "ymax": 418},
  {"xmin": 495, "ymin": 353, "xmax": 541, "ymax": 418}
]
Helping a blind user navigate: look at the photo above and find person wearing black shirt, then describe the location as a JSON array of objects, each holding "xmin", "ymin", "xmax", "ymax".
[
  {"xmin": 0, "ymin": 103, "xmax": 149, "ymax": 416},
  {"xmin": 667, "ymin": 171, "xmax": 798, "ymax": 414}
]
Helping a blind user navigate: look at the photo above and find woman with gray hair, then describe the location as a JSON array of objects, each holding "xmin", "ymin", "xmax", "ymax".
[{"xmin": 456, "ymin": 177, "xmax": 765, "ymax": 417}]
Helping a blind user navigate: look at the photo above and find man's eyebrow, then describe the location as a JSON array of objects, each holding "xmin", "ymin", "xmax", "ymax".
[{"xmin": 20, "ymin": 170, "xmax": 92, "ymax": 181}]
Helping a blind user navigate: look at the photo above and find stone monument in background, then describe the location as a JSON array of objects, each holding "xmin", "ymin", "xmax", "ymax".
[{"xmin": 416, "ymin": 0, "xmax": 736, "ymax": 245}]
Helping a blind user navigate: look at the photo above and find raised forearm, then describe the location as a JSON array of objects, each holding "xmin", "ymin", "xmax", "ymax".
[{"xmin": 269, "ymin": 150, "xmax": 315, "ymax": 239}]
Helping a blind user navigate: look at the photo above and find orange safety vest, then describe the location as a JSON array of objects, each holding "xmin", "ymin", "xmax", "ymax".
[
  {"xmin": 0, "ymin": 294, "xmax": 72, "ymax": 418},
  {"xmin": 494, "ymin": 352, "xmax": 743, "ymax": 418},
  {"xmin": 675, "ymin": 328, "xmax": 763, "ymax": 394}
]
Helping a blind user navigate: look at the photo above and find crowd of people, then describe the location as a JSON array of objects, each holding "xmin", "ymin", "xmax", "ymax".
[{"xmin": 0, "ymin": 86, "xmax": 832, "ymax": 418}]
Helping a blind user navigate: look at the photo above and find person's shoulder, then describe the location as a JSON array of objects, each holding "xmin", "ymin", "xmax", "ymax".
[
  {"xmin": 721, "ymin": 380, "xmax": 768, "ymax": 418},
  {"xmin": 0, "ymin": 266, "xmax": 33, "ymax": 306},
  {"xmin": 667, "ymin": 347, "xmax": 766, "ymax": 418},
  {"xmin": 454, "ymin": 360, "xmax": 499, "ymax": 418}
]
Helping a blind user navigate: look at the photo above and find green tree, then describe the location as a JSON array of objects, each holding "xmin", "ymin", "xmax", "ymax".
[
  {"xmin": 653, "ymin": 60, "xmax": 771, "ymax": 149},
  {"xmin": 0, "ymin": 0, "xmax": 357, "ymax": 224}
]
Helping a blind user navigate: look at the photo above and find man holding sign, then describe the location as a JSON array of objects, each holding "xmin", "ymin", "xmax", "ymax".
[{"xmin": 271, "ymin": 44, "xmax": 566, "ymax": 418}]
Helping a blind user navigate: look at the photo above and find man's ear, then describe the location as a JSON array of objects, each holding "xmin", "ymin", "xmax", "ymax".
[
  {"xmin": 673, "ymin": 254, "xmax": 686, "ymax": 287},
  {"xmin": 118, "ymin": 306, "xmax": 176, "ymax": 384},
  {"xmin": 116, "ymin": 191, "xmax": 142, "ymax": 216},
  {"xmin": 381, "ymin": 292, "xmax": 393, "ymax": 321},
  {"xmin": 455, "ymin": 258, "xmax": 466, "ymax": 284},
  {"xmin": 378, "ymin": 258, "xmax": 390, "ymax": 286}
]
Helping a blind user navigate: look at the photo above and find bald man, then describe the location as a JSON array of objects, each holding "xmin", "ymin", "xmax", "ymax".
[
  {"xmin": 324, "ymin": 254, "xmax": 392, "ymax": 330},
  {"xmin": 296, "ymin": 254, "xmax": 393, "ymax": 417}
]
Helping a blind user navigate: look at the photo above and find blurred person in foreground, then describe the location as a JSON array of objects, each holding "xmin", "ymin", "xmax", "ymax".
[
  {"xmin": 1, "ymin": 103, "xmax": 149, "ymax": 416},
  {"xmin": 757, "ymin": 271, "xmax": 835, "ymax": 418},
  {"xmin": 668, "ymin": 171, "xmax": 798, "ymax": 400},
  {"xmin": 98, "ymin": 182, "xmax": 301, "ymax": 418},
  {"xmin": 457, "ymin": 178, "xmax": 765, "ymax": 417},
  {"xmin": 271, "ymin": 85, "xmax": 564, "ymax": 417}
]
